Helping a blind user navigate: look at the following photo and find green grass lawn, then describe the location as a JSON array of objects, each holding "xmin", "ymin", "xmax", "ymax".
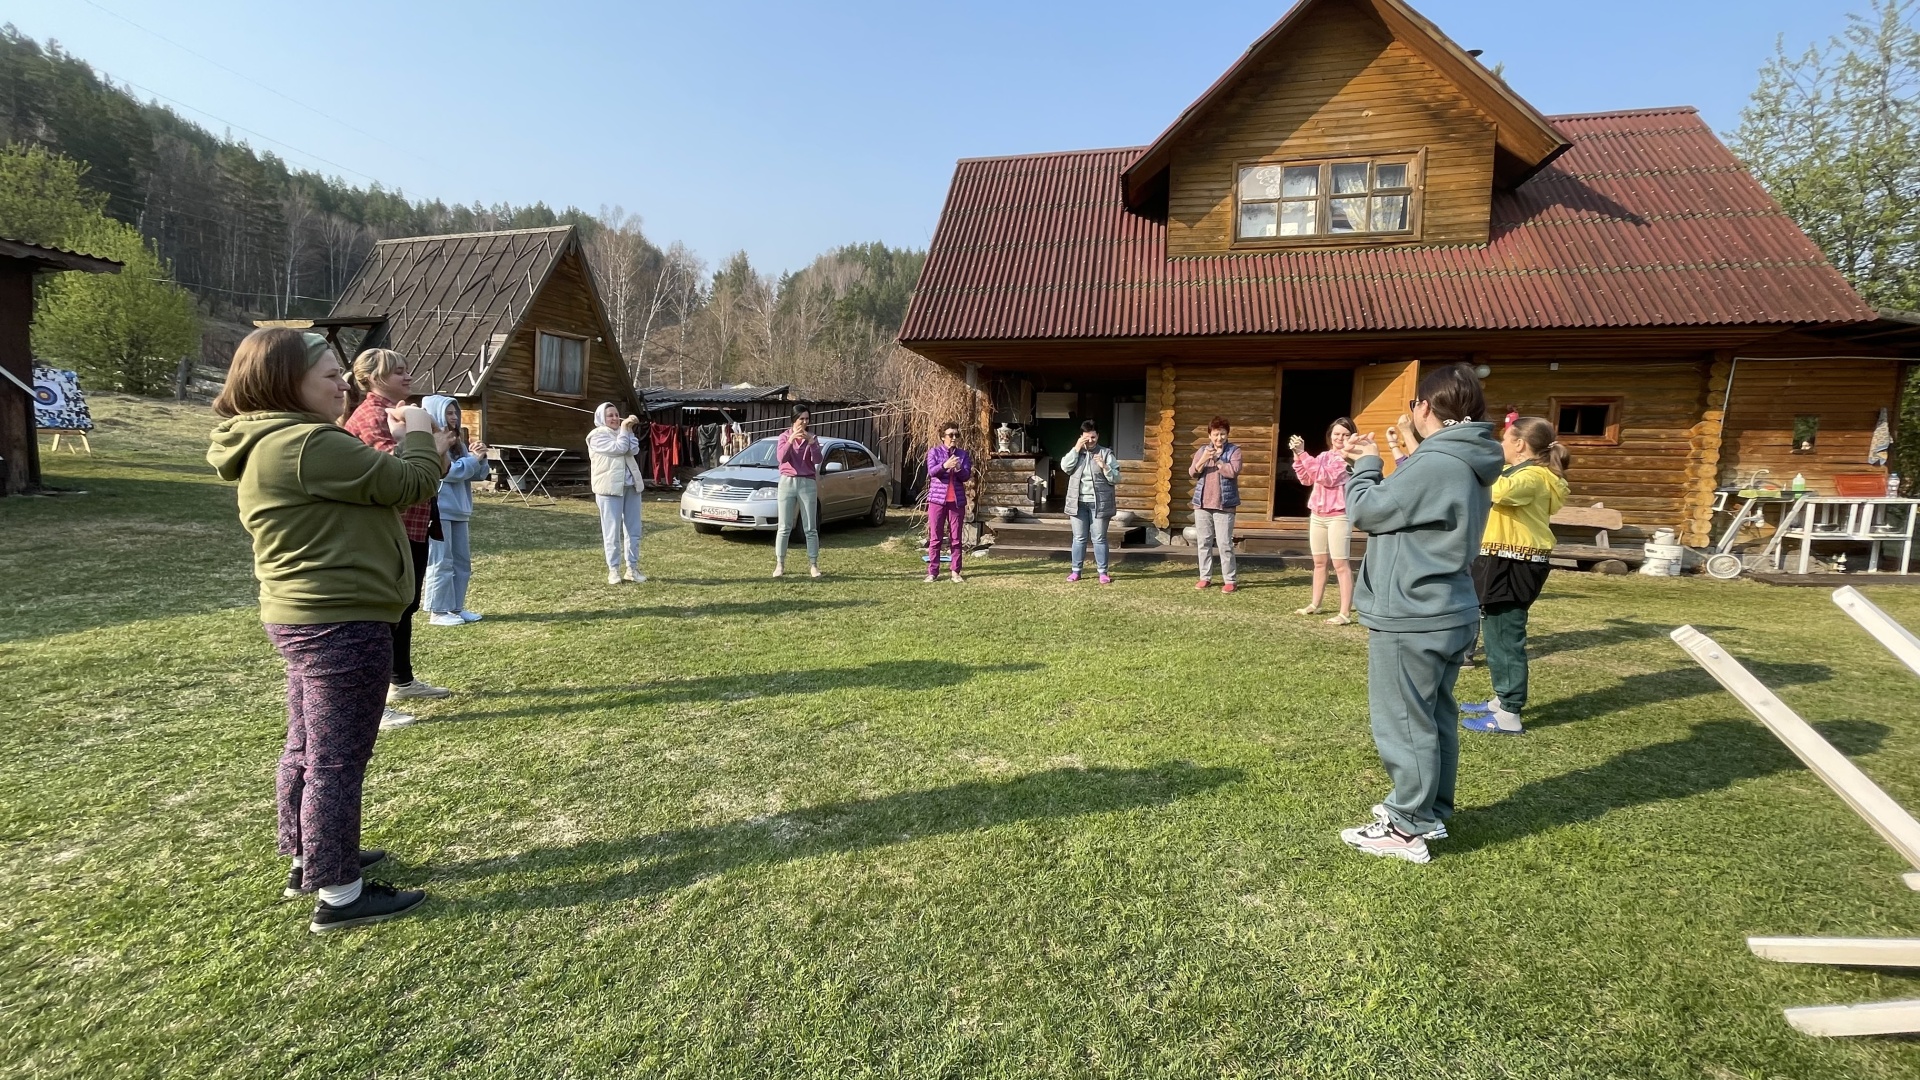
[{"xmin": 4, "ymin": 395, "xmax": 1920, "ymax": 1079}]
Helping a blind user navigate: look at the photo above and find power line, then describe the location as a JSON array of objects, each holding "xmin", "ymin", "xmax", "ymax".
[{"xmin": 77, "ymin": 0, "xmax": 434, "ymax": 170}]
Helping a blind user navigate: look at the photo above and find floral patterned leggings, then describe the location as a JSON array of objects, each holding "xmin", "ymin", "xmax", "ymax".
[{"xmin": 265, "ymin": 621, "xmax": 392, "ymax": 889}]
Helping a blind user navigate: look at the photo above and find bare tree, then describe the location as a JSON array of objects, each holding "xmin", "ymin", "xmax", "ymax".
[
  {"xmin": 278, "ymin": 188, "xmax": 315, "ymax": 316},
  {"xmin": 583, "ymin": 205, "xmax": 650, "ymax": 358}
]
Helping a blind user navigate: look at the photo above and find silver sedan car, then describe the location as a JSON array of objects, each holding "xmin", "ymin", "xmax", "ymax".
[{"xmin": 679, "ymin": 436, "xmax": 891, "ymax": 534}]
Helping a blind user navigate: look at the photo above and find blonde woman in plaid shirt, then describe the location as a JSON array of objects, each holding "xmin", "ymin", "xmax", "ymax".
[{"xmin": 344, "ymin": 349, "xmax": 452, "ymax": 727}]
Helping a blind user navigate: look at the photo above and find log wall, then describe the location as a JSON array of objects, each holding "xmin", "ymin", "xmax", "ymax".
[
  {"xmin": 1167, "ymin": 0, "xmax": 1498, "ymax": 256},
  {"xmin": 1718, "ymin": 358, "xmax": 1896, "ymax": 496},
  {"xmin": 1479, "ymin": 359, "xmax": 1708, "ymax": 537}
]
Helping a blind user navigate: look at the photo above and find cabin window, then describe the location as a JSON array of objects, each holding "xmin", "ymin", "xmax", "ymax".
[
  {"xmin": 1552, "ymin": 397, "xmax": 1622, "ymax": 445},
  {"xmin": 1792, "ymin": 415, "xmax": 1820, "ymax": 454},
  {"xmin": 535, "ymin": 331, "xmax": 586, "ymax": 397},
  {"xmin": 1235, "ymin": 155, "xmax": 1418, "ymax": 242}
]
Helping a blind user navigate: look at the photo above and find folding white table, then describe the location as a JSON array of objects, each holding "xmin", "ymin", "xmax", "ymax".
[{"xmin": 488, "ymin": 444, "xmax": 568, "ymax": 504}]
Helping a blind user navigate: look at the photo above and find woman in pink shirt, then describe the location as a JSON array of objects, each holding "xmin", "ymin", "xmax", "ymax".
[
  {"xmin": 1289, "ymin": 416, "xmax": 1357, "ymax": 625},
  {"xmin": 773, "ymin": 405, "xmax": 825, "ymax": 578}
]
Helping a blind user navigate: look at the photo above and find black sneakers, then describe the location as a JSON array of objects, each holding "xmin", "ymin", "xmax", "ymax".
[
  {"xmin": 309, "ymin": 880, "xmax": 427, "ymax": 934},
  {"xmin": 282, "ymin": 848, "xmax": 389, "ymax": 898}
]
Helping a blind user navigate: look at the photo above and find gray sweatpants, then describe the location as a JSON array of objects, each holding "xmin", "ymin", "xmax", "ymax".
[
  {"xmin": 1194, "ymin": 508, "xmax": 1236, "ymax": 583},
  {"xmin": 1367, "ymin": 622, "xmax": 1477, "ymax": 837}
]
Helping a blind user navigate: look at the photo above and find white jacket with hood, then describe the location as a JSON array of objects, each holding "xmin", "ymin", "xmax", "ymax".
[{"xmin": 587, "ymin": 401, "xmax": 644, "ymax": 497}]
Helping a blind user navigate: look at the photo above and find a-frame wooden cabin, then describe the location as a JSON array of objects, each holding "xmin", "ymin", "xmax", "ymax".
[
  {"xmin": 900, "ymin": 0, "xmax": 1920, "ymax": 548},
  {"xmin": 321, "ymin": 225, "xmax": 639, "ymax": 454}
]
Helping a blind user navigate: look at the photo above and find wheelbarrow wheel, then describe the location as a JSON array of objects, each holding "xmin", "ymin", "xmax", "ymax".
[{"xmin": 1705, "ymin": 553, "xmax": 1745, "ymax": 580}]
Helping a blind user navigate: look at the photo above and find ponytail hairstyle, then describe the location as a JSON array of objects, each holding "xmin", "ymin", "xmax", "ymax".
[
  {"xmin": 1415, "ymin": 363, "xmax": 1487, "ymax": 426},
  {"xmin": 1508, "ymin": 415, "xmax": 1570, "ymax": 477}
]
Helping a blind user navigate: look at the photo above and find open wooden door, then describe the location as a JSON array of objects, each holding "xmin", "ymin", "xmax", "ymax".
[{"xmin": 1350, "ymin": 361, "xmax": 1420, "ymax": 475}]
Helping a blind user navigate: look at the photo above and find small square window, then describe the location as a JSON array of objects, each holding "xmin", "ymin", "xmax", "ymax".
[
  {"xmin": 1552, "ymin": 398, "xmax": 1621, "ymax": 445},
  {"xmin": 535, "ymin": 332, "xmax": 586, "ymax": 397},
  {"xmin": 1792, "ymin": 415, "xmax": 1820, "ymax": 454}
]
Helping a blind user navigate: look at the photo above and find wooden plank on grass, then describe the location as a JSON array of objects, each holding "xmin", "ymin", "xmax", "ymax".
[
  {"xmin": 1671, "ymin": 626, "xmax": 1920, "ymax": 873},
  {"xmin": 1832, "ymin": 586, "xmax": 1920, "ymax": 681},
  {"xmin": 1748, "ymin": 937, "xmax": 1920, "ymax": 967},
  {"xmin": 1783, "ymin": 999, "xmax": 1920, "ymax": 1037}
]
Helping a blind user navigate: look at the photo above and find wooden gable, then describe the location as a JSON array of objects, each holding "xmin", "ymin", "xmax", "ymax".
[
  {"xmin": 477, "ymin": 244, "xmax": 635, "ymax": 447},
  {"xmin": 1166, "ymin": 0, "xmax": 1515, "ymax": 255}
]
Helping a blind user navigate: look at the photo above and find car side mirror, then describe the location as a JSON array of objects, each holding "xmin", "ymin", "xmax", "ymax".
[{"xmin": 824, "ymin": 461, "xmax": 845, "ymax": 473}]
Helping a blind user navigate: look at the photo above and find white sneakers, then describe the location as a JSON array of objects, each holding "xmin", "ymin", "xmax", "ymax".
[
  {"xmin": 428, "ymin": 613, "xmax": 465, "ymax": 627},
  {"xmin": 388, "ymin": 679, "xmax": 451, "ymax": 702},
  {"xmin": 623, "ymin": 567, "xmax": 646, "ymax": 583},
  {"xmin": 610, "ymin": 566, "xmax": 645, "ymax": 584},
  {"xmin": 379, "ymin": 706, "xmax": 416, "ymax": 729},
  {"xmin": 608, "ymin": 568, "xmax": 623, "ymax": 585}
]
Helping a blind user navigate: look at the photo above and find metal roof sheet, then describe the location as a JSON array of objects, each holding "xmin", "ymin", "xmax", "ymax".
[
  {"xmin": 329, "ymin": 226, "xmax": 575, "ymax": 395},
  {"xmin": 899, "ymin": 108, "xmax": 1875, "ymax": 344}
]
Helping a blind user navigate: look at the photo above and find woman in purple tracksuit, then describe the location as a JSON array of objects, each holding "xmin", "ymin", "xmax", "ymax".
[{"xmin": 925, "ymin": 422, "xmax": 973, "ymax": 583}]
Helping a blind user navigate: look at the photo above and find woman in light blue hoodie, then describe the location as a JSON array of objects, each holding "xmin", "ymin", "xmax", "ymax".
[
  {"xmin": 422, "ymin": 395, "xmax": 490, "ymax": 625},
  {"xmin": 1336, "ymin": 364, "xmax": 1503, "ymax": 865}
]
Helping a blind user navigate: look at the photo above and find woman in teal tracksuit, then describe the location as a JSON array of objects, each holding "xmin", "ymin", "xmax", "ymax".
[{"xmin": 1337, "ymin": 363, "xmax": 1503, "ymax": 864}]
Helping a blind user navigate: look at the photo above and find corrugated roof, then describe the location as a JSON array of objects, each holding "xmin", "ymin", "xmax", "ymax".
[
  {"xmin": 900, "ymin": 108, "xmax": 1875, "ymax": 344},
  {"xmin": 329, "ymin": 226, "xmax": 575, "ymax": 395},
  {"xmin": 0, "ymin": 236, "xmax": 124, "ymax": 275}
]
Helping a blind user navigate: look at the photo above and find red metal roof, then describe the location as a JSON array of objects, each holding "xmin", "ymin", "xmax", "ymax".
[{"xmin": 899, "ymin": 108, "xmax": 1875, "ymax": 344}]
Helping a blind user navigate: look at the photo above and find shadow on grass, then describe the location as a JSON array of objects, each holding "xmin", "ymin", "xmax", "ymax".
[
  {"xmin": 434, "ymin": 762, "xmax": 1244, "ymax": 910},
  {"xmin": 1529, "ymin": 619, "xmax": 1740, "ymax": 658},
  {"xmin": 445, "ymin": 659, "xmax": 1046, "ymax": 722},
  {"xmin": 1529, "ymin": 660, "xmax": 1831, "ymax": 728},
  {"xmin": 481, "ymin": 598, "xmax": 875, "ymax": 623},
  {"xmin": 1451, "ymin": 719, "xmax": 1887, "ymax": 854}
]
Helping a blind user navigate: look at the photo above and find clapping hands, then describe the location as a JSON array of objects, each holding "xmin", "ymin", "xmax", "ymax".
[
  {"xmin": 1287, "ymin": 434, "xmax": 1306, "ymax": 455},
  {"xmin": 1342, "ymin": 432, "xmax": 1379, "ymax": 461}
]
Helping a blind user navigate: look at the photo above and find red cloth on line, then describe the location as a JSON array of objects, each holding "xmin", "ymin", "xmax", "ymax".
[
  {"xmin": 648, "ymin": 422, "xmax": 680, "ymax": 485},
  {"xmin": 345, "ymin": 392, "xmax": 432, "ymax": 542}
]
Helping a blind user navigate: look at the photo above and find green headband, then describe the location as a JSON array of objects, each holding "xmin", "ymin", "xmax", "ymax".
[{"xmin": 300, "ymin": 332, "xmax": 333, "ymax": 369}]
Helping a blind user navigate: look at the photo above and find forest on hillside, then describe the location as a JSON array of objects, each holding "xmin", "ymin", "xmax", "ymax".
[{"xmin": 0, "ymin": 26, "xmax": 929, "ymax": 401}]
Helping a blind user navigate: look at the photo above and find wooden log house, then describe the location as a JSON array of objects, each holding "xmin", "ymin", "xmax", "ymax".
[
  {"xmin": 306, "ymin": 225, "xmax": 640, "ymax": 479},
  {"xmin": 899, "ymin": 0, "xmax": 1920, "ymax": 549}
]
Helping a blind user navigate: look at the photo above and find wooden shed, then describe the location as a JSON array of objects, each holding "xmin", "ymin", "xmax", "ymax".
[
  {"xmin": 0, "ymin": 236, "xmax": 122, "ymax": 496},
  {"xmin": 316, "ymin": 225, "xmax": 639, "ymax": 466},
  {"xmin": 899, "ymin": 0, "xmax": 1919, "ymax": 549}
]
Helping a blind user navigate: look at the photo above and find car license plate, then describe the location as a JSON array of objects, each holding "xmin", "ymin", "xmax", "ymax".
[{"xmin": 698, "ymin": 506, "xmax": 739, "ymax": 521}]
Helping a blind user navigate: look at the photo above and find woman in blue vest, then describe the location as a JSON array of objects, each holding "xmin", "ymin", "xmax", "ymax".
[
  {"xmin": 1059, "ymin": 419, "xmax": 1120, "ymax": 584},
  {"xmin": 1188, "ymin": 416, "xmax": 1243, "ymax": 592}
]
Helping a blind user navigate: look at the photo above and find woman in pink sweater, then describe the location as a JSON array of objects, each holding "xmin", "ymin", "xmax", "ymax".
[{"xmin": 1288, "ymin": 417, "xmax": 1357, "ymax": 624}]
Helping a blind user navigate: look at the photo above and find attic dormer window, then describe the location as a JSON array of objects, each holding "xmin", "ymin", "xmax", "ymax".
[{"xmin": 1235, "ymin": 154, "xmax": 1419, "ymax": 243}]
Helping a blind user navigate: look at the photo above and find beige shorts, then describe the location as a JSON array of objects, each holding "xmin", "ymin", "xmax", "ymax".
[{"xmin": 1309, "ymin": 513, "xmax": 1352, "ymax": 560}]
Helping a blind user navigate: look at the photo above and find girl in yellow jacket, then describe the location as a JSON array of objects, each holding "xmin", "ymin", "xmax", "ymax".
[{"xmin": 1462, "ymin": 416, "xmax": 1569, "ymax": 735}]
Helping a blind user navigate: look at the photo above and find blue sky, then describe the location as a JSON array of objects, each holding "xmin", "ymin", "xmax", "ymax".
[{"xmin": 7, "ymin": 0, "xmax": 1871, "ymax": 276}]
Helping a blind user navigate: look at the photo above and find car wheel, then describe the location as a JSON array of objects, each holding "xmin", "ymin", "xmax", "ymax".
[
  {"xmin": 693, "ymin": 522, "xmax": 723, "ymax": 535},
  {"xmin": 867, "ymin": 490, "xmax": 888, "ymax": 527}
]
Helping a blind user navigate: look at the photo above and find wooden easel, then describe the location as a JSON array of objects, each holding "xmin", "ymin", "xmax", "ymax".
[{"xmin": 1672, "ymin": 587, "xmax": 1920, "ymax": 1037}]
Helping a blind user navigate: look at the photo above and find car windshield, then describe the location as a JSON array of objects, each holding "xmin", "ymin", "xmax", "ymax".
[{"xmin": 725, "ymin": 439, "xmax": 781, "ymax": 468}]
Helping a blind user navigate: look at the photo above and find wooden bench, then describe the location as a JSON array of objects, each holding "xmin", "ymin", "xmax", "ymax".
[{"xmin": 1549, "ymin": 502, "xmax": 1639, "ymax": 573}]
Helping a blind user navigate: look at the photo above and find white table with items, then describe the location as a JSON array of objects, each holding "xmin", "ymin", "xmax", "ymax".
[{"xmin": 1774, "ymin": 496, "xmax": 1920, "ymax": 575}]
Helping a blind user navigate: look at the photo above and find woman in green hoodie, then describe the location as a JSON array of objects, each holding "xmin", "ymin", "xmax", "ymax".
[
  {"xmin": 1336, "ymin": 363, "xmax": 1504, "ymax": 864},
  {"xmin": 208, "ymin": 328, "xmax": 450, "ymax": 933}
]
